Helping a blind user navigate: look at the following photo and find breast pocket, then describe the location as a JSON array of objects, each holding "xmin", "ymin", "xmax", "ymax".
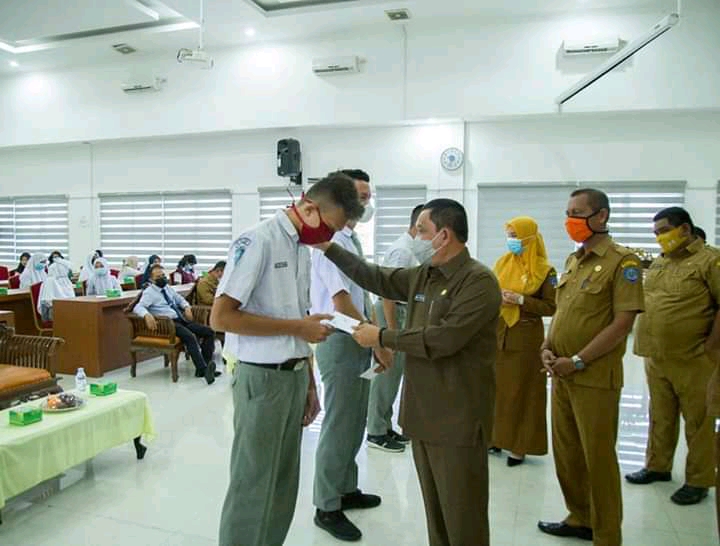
[
  {"xmin": 670, "ymin": 268, "xmax": 704, "ymax": 295},
  {"xmin": 575, "ymin": 277, "xmax": 607, "ymax": 309},
  {"xmin": 428, "ymin": 295, "xmax": 452, "ymax": 326}
]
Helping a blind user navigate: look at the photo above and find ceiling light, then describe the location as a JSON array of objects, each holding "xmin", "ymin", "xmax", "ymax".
[
  {"xmin": 245, "ymin": 28, "xmax": 256, "ymax": 37},
  {"xmin": 9, "ymin": 60, "xmax": 19, "ymax": 68}
]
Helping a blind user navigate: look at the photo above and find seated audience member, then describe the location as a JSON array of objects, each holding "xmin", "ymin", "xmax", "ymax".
[
  {"xmin": 94, "ymin": 249, "xmax": 104, "ymax": 258},
  {"xmin": 133, "ymin": 264, "xmax": 220, "ymax": 384},
  {"xmin": 86, "ymin": 258, "xmax": 122, "ymax": 296},
  {"xmin": 38, "ymin": 260, "xmax": 75, "ymax": 321},
  {"xmin": 173, "ymin": 254, "xmax": 199, "ymax": 285},
  {"xmin": 140, "ymin": 254, "xmax": 162, "ymax": 287},
  {"xmin": 10, "ymin": 252, "xmax": 31, "ymax": 276},
  {"xmin": 120, "ymin": 256, "xmax": 142, "ymax": 278},
  {"xmin": 195, "ymin": 261, "xmax": 225, "ymax": 305},
  {"xmin": 48, "ymin": 250, "xmax": 65, "ymax": 264},
  {"xmin": 20, "ymin": 253, "xmax": 48, "ymax": 289},
  {"xmin": 694, "ymin": 226, "xmax": 707, "ymax": 243},
  {"xmin": 78, "ymin": 251, "xmax": 99, "ymax": 283}
]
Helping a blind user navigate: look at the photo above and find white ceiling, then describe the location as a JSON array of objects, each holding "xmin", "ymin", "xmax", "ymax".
[{"xmin": 0, "ymin": 0, "xmax": 678, "ymax": 75}]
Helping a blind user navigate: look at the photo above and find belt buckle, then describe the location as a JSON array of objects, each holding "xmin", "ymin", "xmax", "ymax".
[{"xmin": 293, "ymin": 360, "xmax": 305, "ymax": 371}]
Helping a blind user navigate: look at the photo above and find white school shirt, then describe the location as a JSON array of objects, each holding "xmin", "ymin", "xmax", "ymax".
[
  {"xmin": 217, "ymin": 210, "xmax": 312, "ymax": 364},
  {"xmin": 310, "ymin": 227, "xmax": 366, "ymax": 317}
]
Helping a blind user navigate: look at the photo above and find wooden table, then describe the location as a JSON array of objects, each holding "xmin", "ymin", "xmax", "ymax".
[
  {"xmin": 52, "ymin": 284, "xmax": 193, "ymax": 378},
  {"xmin": 0, "ymin": 311, "xmax": 14, "ymax": 329},
  {"xmin": 0, "ymin": 289, "xmax": 34, "ymax": 336}
]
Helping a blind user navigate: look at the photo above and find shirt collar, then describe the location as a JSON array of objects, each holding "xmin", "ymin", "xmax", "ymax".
[
  {"xmin": 576, "ymin": 235, "xmax": 612, "ymax": 258},
  {"xmin": 436, "ymin": 247, "xmax": 471, "ymax": 279},
  {"xmin": 340, "ymin": 226, "xmax": 354, "ymax": 237},
  {"xmin": 275, "ymin": 210, "xmax": 299, "ymax": 242},
  {"xmin": 686, "ymin": 237, "xmax": 705, "ymax": 254}
]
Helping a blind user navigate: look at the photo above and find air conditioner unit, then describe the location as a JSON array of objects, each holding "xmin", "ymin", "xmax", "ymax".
[
  {"xmin": 122, "ymin": 77, "xmax": 166, "ymax": 94},
  {"xmin": 312, "ymin": 56, "xmax": 359, "ymax": 75},
  {"xmin": 563, "ymin": 37, "xmax": 621, "ymax": 56}
]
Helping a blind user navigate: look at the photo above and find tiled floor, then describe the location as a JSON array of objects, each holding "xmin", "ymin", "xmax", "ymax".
[{"xmin": 0, "ymin": 345, "xmax": 717, "ymax": 545}]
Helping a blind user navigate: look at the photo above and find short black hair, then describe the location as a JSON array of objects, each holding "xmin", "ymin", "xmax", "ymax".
[
  {"xmin": 178, "ymin": 254, "xmax": 197, "ymax": 267},
  {"xmin": 340, "ymin": 169, "xmax": 370, "ymax": 183},
  {"xmin": 305, "ymin": 172, "xmax": 364, "ymax": 221},
  {"xmin": 422, "ymin": 199, "xmax": 468, "ymax": 243},
  {"xmin": 95, "ymin": 249, "xmax": 103, "ymax": 258},
  {"xmin": 213, "ymin": 260, "xmax": 226, "ymax": 271},
  {"xmin": 410, "ymin": 204, "xmax": 424, "ymax": 228},
  {"xmin": 48, "ymin": 251, "xmax": 64, "ymax": 263},
  {"xmin": 694, "ymin": 226, "xmax": 706, "ymax": 242},
  {"xmin": 654, "ymin": 207, "xmax": 695, "ymax": 231},
  {"xmin": 571, "ymin": 188, "xmax": 611, "ymax": 215}
]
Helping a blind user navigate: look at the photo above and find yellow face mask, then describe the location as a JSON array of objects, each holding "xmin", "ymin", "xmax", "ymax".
[{"xmin": 656, "ymin": 226, "xmax": 687, "ymax": 254}]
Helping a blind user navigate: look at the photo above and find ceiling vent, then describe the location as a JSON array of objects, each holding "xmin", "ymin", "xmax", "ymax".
[
  {"xmin": 112, "ymin": 43, "xmax": 137, "ymax": 55},
  {"xmin": 385, "ymin": 9, "xmax": 410, "ymax": 21}
]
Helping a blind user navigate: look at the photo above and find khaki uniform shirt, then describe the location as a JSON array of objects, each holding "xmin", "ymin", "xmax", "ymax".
[
  {"xmin": 196, "ymin": 275, "xmax": 219, "ymax": 306},
  {"xmin": 635, "ymin": 238, "xmax": 720, "ymax": 361},
  {"xmin": 325, "ymin": 244, "xmax": 501, "ymax": 447},
  {"xmin": 548, "ymin": 237, "xmax": 644, "ymax": 391}
]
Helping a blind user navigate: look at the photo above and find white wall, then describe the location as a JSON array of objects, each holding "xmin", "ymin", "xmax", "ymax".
[
  {"xmin": 1, "ymin": 112, "xmax": 719, "ymax": 265},
  {"xmin": 1, "ymin": 3, "xmax": 719, "ymax": 148}
]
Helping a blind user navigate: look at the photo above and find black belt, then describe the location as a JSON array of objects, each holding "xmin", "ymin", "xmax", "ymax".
[{"xmin": 242, "ymin": 358, "xmax": 308, "ymax": 371}]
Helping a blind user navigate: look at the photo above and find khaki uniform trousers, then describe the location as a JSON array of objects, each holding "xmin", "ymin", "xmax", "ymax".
[
  {"xmin": 412, "ymin": 439, "xmax": 489, "ymax": 546},
  {"xmin": 552, "ymin": 379, "xmax": 622, "ymax": 546},
  {"xmin": 644, "ymin": 356, "xmax": 716, "ymax": 487},
  {"xmin": 218, "ymin": 363, "xmax": 309, "ymax": 546}
]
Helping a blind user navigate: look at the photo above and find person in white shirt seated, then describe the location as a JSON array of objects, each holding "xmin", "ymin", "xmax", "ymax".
[
  {"xmin": 120, "ymin": 255, "xmax": 141, "ymax": 279},
  {"xmin": 86, "ymin": 257, "xmax": 122, "ymax": 296},
  {"xmin": 37, "ymin": 260, "xmax": 75, "ymax": 321},
  {"xmin": 133, "ymin": 264, "xmax": 220, "ymax": 385},
  {"xmin": 78, "ymin": 251, "xmax": 99, "ymax": 283},
  {"xmin": 20, "ymin": 253, "xmax": 48, "ymax": 289}
]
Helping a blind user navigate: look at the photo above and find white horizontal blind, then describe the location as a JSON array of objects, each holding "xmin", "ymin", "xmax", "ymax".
[
  {"xmin": 374, "ymin": 185, "xmax": 427, "ymax": 263},
  {"xmin": 476, "ymin": 184, "xmax": 576, "ymax": 273},
  {"xmin": 0, "ymin": 196, "xmax": 69, "ymax": 266},
  {"xmin": 258, "ymin": 186, "xmax": 293, "ymax": 222},
  {"xmin": 100, "ymin": 191, "xmax": 232, "ymax": 272},
  {"xmin": 598, "ymin": 182, "xmax": 686, "ymax": 256}
]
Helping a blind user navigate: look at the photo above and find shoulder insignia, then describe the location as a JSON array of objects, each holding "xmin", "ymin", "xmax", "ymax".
[
  {"xmin": 548, "ymin": 271, "xmax": 558, "ymax": 287},
  {"xmin": 233, "ymin": 236, "xmax": 253, "ymax": 265},
  {"xmin": 622, "ymin": 262, "xmax": 641, "ymax": 283}
]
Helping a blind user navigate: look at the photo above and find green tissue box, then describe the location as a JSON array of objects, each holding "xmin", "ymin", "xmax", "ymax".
[
  {"xmin": 105, "ymin": 289, "xmax": 122, "ymax": 298},
  {"xmin": 90, "ymin": 382, "xmax": 117, "ymax": 396},
  {"xmin": 0, "ymin": 287, "xmax": 8, "ymax": 295},
  {"xmin": 123, "ymin": 276, "xmax": 135, "ymax": 284},
  {"xmin": 9, "ymin": 407, "xmax": 43, "ymax": 426}
]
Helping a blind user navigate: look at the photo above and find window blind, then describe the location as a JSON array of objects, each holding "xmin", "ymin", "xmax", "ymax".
[
  {"xmin": 373, "ymin": 185, "xmax": 427, "ymax": 263},
  {"xmin": 0, "ymin": 196, "xmax": 69, "ymax": 266},
  {"xmin": 99, "ymin": 191, "xmax": 232, "ymax": 272},
  {"xmin": 258, "ymin": 186, "xmax": 293, "ymax": 222}
]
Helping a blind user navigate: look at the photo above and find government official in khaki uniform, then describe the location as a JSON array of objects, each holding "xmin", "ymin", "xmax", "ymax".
[
  {"xmin": 194, "ymin": 260, "xmax": 225, "ymax": 306},
  {"xmin": 538, "ymin": 188, "xmax": 644, "ymax": 546},
  {"xmin": 491, "ymin": 216, "xmax": 557, "ymax": 466},
  {"xmin": 707, "ymin": 361, "xmax": 720, "ymax": 539},
  {"xmin": 628, "ymin": 207, "xmax": 720, "ymax": 505},
  {"xmin": 311, "ymin": 198, "xmax": 501, "ymax": 546}
]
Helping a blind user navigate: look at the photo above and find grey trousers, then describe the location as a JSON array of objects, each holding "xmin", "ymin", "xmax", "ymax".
[
  {"xmin": 218, "ymin": 362, "xmax": 309, "ymax": 546},
  {"xmin": 314, "ymin": 332, "xmax": 372, "ymax": 511},
  {"xmin": 367, "ymin": 301, "xmax": 407, "ymax": 436}
]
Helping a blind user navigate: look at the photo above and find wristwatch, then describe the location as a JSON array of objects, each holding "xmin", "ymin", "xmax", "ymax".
[
  {"xmin": 517, "ymin": 295, "xmax": 525, "ymax": 305},
  {"xmin": 571, "ymin": 355, "xmax": 586, "ymax": 370}
]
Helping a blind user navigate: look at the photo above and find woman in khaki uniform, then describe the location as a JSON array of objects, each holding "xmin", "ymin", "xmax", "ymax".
[
  {"xmin": 491, "ymin": 216, "xmax": 557, "ymax": 466},
  {"xmin": 708, "ymin": 362, "xmax": 720, "ymax": 538}
]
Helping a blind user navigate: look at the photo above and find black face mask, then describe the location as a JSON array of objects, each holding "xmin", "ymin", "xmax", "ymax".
[{"xmin": 154, "ymin": 277, "xmax": 168, "ymax": 288}]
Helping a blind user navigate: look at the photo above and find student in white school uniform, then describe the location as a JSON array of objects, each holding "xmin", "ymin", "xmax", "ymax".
[
  {"xmin": 86, "ymin": 257, "xmax": 122, "ymax": 296},
  {"xmin": 37, "ymin": 260, "xmax": 75, "ymax": 321},
  {"xmin": 19, "ymin": 253, "xmax": 48, "ymax": 289},
  {"xmin": 78, "ymin": 252, "xmax": 98, "ymax": 283}
]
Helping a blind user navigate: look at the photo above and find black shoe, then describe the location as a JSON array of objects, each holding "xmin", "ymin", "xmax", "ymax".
[
  {"xmin": 387, "ymin": 429, "xmax": 410, "ymax": 444},
  {"xmin": 195, "ymin": 366, "xmax": 221, "ymax": 379},
  {"xmin": 670, "ymin": 484, "xmax": 708, "ymax": 505},
  {"xmin": 488, "ymin": 447, "xmax": 502, "ymax": 454},
  {"xmin": 625, "ymin": 468, "xmax": 672, "ymax": 485},
  {"xmin": 367, "ymin": 434, "xmax": 405, "ymax": 453},
  {"xmin": 314, "ymin": 509, "xmax": 361, "ymax": 541},
  {"xmin": 507, "ymin": 456, "xmax": 524, "ymax": 467},
  {"xmin": 341, "ymin": 489, "xmax": 381, "ymax": 510},
  {"xmin": 538, "ymin": 521, "xmax": 593, "ymax": 541}
]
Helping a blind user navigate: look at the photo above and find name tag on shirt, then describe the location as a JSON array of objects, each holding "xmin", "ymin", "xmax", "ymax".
[
  {"xmin": 274, "ymin": 261, "xmax": 288, "ymax": 269},
  {"xmin": 414, "ymin": 293, "xmax": 425, "ymax": 303}
]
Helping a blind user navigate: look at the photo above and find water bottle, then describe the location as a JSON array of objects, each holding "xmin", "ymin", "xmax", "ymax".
[{"xmin": 75, "ymin": 367, "xmax": 88, "ymax": 394}]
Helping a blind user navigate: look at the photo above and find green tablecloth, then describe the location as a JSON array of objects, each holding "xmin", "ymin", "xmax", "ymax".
[{"xmin": 0, "ymin": 389, "xmax": 154, "ymax": 509}]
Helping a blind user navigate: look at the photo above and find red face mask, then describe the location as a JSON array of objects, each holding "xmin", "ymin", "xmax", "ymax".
[{"xmin": 291, "ymin": 203, "xmax": 335, "ymax": 244}]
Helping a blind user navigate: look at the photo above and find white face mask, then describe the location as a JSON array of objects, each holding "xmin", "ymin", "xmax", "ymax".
[
  {"xmin": 359, "ymin": 202, "xmax": 375, "ymax": 223},
  {"xmin": 412, "ymin": 232, "xmax": 441, "ymax": 264}
]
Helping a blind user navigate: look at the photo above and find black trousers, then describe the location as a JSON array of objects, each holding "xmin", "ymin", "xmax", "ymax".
[{"xmin": 173, "ymin": 319, "xmax": 215, "ymax": 371}]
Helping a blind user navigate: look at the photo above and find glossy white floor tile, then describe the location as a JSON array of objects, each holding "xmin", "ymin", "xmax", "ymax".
[{"xmin": 1, "ymin": 346, "xmax": 717, "ymax": 545}]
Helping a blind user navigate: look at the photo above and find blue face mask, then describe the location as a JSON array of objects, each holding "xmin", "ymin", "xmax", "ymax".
[
  {"xmin": 506, "ymin": 237, "xmax": 524, "ymax": 255},
  {"xmin": 34, "ymin": 263, "xmax": 45, "ymax": 271},
  {"xmin": 96, "ymin": 267, "xmax": 108, "ymax": 276}
]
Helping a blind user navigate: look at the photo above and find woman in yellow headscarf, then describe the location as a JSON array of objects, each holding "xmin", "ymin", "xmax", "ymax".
[{"xmin": 490, "ymin": 216, "xmax": 557, "ymax": 467}]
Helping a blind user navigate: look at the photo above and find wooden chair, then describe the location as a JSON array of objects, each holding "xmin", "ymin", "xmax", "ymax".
[
  {"xmin": 110, "ymin": 269, "xmax": 120, "ymax": 278},
  {"xmin": 0, "ymin": 326, "xmax": 64, "ymax": 409},
  {"xmin": 127, "ymin": 315, "xmax": 185, "ymax": 382},
  {"xmin": 120, "ymin": 281, "xmax": 136, "ymax": 291},
  {"xmin": 28, "ymin": 282, "xmax": 54, "ymax": 336},
  {"xmin": 192, "ymin": 304, "xmax": 224, "ymax": 347},
  {"xmin": 0, "ymin": 266, "xmax": 8, "ymax": 281},
  {"xmin": 8, "ymin": 275, "xmax": 20, "ymax": 289}
]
